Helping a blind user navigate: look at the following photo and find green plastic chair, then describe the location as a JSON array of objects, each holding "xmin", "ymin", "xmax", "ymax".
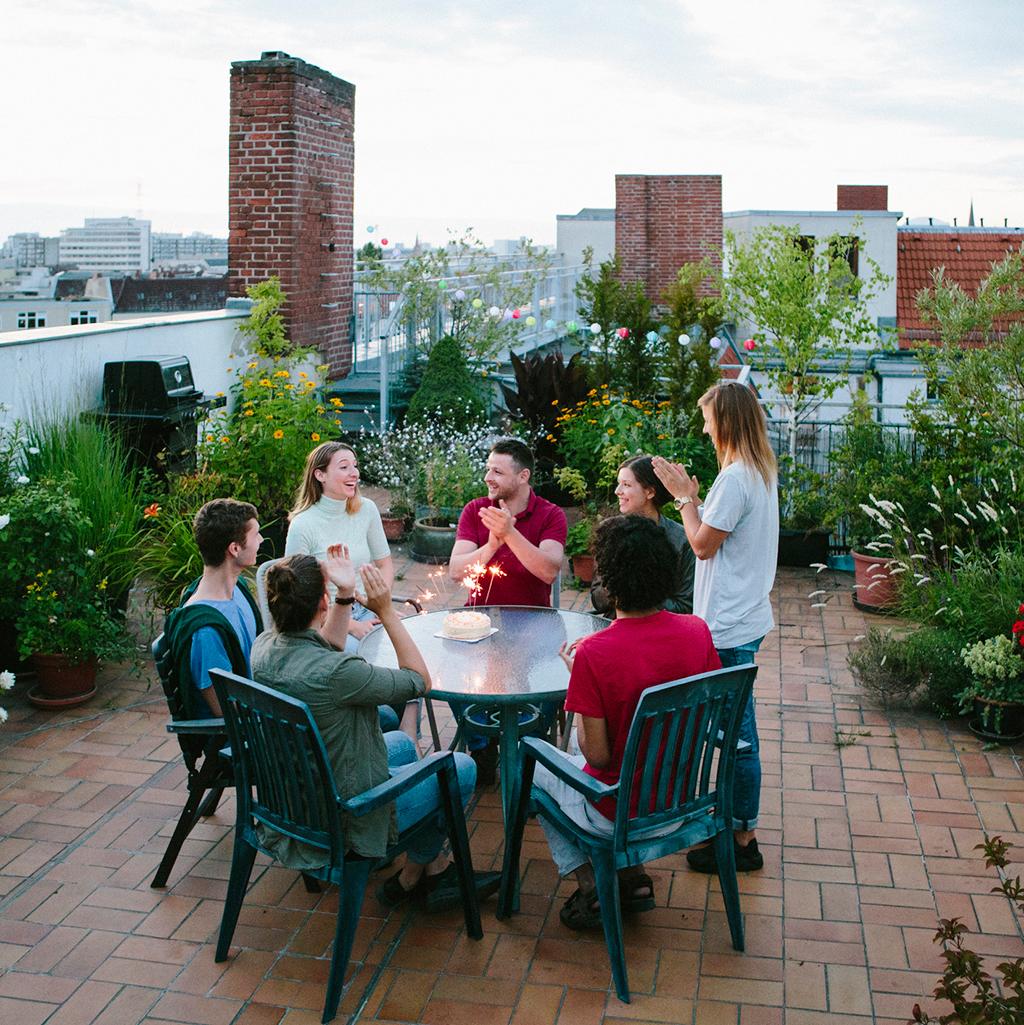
[
  {"xmin": 498, "ymin": 664, "xmax": 757, "ymax": 1003},
  {"xmin": 149, "ymin": 633, "xmax": 233, "ymax": 888},
  {"xmin": 209, "ymin": 668, "xmax": 483, "ymax": 1023}
]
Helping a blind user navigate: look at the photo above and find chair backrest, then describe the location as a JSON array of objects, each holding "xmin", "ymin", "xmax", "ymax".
[
  {"xmin": 254, "ymin": 558, "xmax": 282, "ymax": 631},
  {"xmin": 210, "ymin": 667, "xmax": 343, "ymax": 860},
  {"xmin": 612, "ymin": 664, "xmax": 756, "ymax": 843},
  {"xmin": 152, "ymin": 633, "xmax": 213, "ymax": 769}
]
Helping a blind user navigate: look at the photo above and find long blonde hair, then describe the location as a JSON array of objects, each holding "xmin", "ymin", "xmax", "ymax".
[
  {"xmin": 698, "ymin": 382, "xmax": 776, "ymax": 489},
  {"xmin": 290, "ymin": 442, "xmax": 362, "ymax": 519}
]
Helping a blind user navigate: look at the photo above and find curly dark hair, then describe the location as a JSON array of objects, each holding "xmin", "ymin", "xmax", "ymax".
[
  {"xmin": 266, "ymin": 554, "xmax": 325, "ymax": 632},
  {"xmin": 594, "ymin": 514, "xmax": 678, "ymax": 613}
]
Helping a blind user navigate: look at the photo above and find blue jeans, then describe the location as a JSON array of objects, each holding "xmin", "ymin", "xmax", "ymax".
[
  {"xmin": 384, "ymin": 732, "xmax": 476, "ymax": 864},
  {"xmin": 717, "ymin": 637, "xmax": 763, "ymax": 832}
]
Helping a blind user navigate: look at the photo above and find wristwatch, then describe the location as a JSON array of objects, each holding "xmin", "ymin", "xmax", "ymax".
[
  {"xmin": 334, "ymin": 594, "xmax": 356, "ymax": 606},
  {"xmin": 674, "ymin": 495, "xmax": 694, "ymax": 510}
]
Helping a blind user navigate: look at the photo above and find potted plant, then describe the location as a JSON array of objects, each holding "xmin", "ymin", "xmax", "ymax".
[
  {"xmin": 410, "ymin": 448, "xmax": 487, "ymax": 564},
  {"xmin": 957, "ymin": 623, "xmax": 1024, "ymax": 743},
  {"xmin": 565, "ymin": 518, "xmax": 596, "ymax": 584},
  {"xmin": 778, "ymin": 461, "xmax": 833, "ymax": 567},
  {"xmin": 18, "ymin": 567, "xmax": 135, "ymax": 708}
]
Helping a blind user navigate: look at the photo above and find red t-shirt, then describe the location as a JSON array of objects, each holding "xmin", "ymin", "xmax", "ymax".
[
  {"xmin": 456, "ymin": 491, "xmax": 567, "ymax": 607},
  {"xmin": 565, "ymin": 610, "xmax": 721, "ymax": 819}
]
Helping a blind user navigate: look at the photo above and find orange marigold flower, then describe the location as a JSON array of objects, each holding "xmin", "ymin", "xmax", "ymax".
[{"xmin": 273, "ymin": 429, "xmax": 284, "ymax": 439}]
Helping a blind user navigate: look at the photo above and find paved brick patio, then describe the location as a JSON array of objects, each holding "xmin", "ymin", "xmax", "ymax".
[{"xmin": 2, "ymin": 548, "xmax": 1023, "ymax": 1025}]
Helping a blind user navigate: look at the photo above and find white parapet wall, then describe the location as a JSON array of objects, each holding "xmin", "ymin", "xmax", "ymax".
[{"xmin": 0, "ymin": 300, "xmax": 253, "ymax": 425}]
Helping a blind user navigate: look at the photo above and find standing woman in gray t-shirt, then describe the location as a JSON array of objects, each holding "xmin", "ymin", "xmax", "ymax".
[{"xmin": 653, "ymin": 382, "xmax": 778, "ymax": 875}]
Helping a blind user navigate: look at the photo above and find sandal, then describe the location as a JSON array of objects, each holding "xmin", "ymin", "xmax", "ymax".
[
  {"xmin": 619, "ymin": 872, "xmax": 655, "ymax": 913},
  {"xmin": 559, "ymin": 886, "xmax": 602, "ymax": 930}
]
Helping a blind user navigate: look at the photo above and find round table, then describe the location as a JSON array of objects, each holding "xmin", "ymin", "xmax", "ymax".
[{"xmin": 359, "ymin": 606, "xmax": 609, "ymax": 819}]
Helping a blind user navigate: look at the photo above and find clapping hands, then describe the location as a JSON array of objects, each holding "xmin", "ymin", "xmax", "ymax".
[{"xmin": 652, "ymin": 455, "xmax": 700, "ymax": 503}]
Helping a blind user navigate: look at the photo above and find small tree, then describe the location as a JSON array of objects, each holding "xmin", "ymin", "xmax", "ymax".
[
  {"xmin": 723, "ymin": 223, "xmax": 892, "ymax": 463},
  {"xmin": 406, "ymin": 334, "xmax": 487, "ymax": 429},
  {"xmin": 913, "ymin": 247, "xmax": 1024, "ymax": 455},
  {"xmin": 574, "ymin": 251, "xmax": 623, "ymax": 385},
  {"xmin": 364, "ymin": 230, "xmax": 552, "ymax": 363},
  {"xmin": 573, "ymin": 253, "xmax": 659, "ymax": 396},
  {"xmin": 661, "ymin": 259, "xmax": 725, "ymax": 428}
]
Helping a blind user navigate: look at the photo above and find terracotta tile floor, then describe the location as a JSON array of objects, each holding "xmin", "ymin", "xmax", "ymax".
[{"xmin": 2, "ymin": 548, "xmax": 1023, "ymax": 1025}]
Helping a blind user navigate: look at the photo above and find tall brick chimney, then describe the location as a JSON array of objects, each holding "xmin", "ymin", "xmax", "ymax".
[
  {"xmin": 837, "ymin": 184, "xmax": 888, "ymax": 211},
  {"xmin": 229, "ymin": 52, "xmax": 354, "ymax": 375},
  {"xmin": 615, "ymin": 175, "xmax": 722, "ymax": 303}
]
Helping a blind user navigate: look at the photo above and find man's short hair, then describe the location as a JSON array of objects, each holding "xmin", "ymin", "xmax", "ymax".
[
  {"xmin": 594, "ymin": 515, "xmax": 678, "ymax": 613},
  {"xmin": 193, "ymin": 499, "xmax": 258, "ymax": 566},
  {"xmin": 489, "ymin": 438, "xmax": 534, "ymax": 477}
]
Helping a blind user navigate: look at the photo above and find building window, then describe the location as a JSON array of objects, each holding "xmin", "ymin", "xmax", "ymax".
[
  {"xmin": 17, "ymin": 312, "xmax": 46, "ymax": 329},
  {"xmin": 69, "ymin": 310, "xmax": 98, "ymax": 325}
]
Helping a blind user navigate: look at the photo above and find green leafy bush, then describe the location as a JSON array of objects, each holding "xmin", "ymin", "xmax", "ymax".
[{"xmin": 847, "ymin": 626, "xmax": 967, "ymax": 712}]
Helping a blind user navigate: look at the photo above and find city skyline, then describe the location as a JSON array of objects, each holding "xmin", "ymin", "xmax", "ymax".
[{"xmin": 4, "ymin": 0, "xmax": 1022, "ymax": 246}]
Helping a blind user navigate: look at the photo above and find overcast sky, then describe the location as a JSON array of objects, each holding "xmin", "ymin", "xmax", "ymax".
[{"xmin": 4, "ymin": 0, "xmax": 1023, "ymax": 245}]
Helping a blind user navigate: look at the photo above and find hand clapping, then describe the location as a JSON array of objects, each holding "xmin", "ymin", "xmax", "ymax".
[
  {"xmin": 479, "ymin": 499, "xmax": 515, "ymax": 541},
  {"xmin": 652, "ymin": 455, "xmax": 700, "ymax": 503},
  {"xmin": 323, "ymin": 544, "xmax": 356, "ymax": 594}
]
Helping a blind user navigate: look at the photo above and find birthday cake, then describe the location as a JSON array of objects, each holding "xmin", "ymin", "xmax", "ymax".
[{"xmin": 441, "ymin": 610, "xmax": 492, "ymax": 640}]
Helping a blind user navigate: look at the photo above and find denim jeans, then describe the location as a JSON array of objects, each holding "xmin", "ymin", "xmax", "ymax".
[
  {"xmin": 716, "ymin": 637, "xmax": 763, "ymax": 832},
  {"xmin": 384, "ymin": 732, "xmax": 476, "ymax": 864}
]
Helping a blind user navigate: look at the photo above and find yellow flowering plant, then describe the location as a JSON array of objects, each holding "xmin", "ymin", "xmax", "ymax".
[
  {"xmin": 552, "ymin": 389, "xmax": 716, "ymax": 491},
  {"xmin": 18, "ymin": 568, "xmax": 133, "ymax": 663},
  {"xmin": 196, "ymin": 279, "xmax": 341, "ymax": 519}
]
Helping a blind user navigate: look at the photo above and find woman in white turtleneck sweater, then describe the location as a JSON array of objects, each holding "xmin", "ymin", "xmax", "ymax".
[{"xmin": 285, "ymin": 442, "xmax": 394, "ymax": 653}]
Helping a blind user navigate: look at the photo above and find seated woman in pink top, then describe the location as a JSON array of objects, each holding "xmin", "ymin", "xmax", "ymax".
[{"xmin": 535, "ymin": 514, "xmax": 721, "ymax": 930}]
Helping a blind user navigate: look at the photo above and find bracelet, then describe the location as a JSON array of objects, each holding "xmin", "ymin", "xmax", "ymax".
[{"xmin": 334, "ymin": 594, "xmax": 356, "ymax": 606}]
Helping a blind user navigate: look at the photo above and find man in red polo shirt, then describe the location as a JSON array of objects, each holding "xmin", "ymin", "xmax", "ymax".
[
  {"xmin": 448, "ymin": 439, "xmax": 567, "ymax": 781},
  {"xmin": 449, "ymin": 438, "xmax": 567, "ymax": 606}
]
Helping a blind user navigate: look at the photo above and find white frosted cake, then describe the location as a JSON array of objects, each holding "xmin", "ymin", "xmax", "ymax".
[{"xmin": 441, "ymin": 610, "xmax": 492, "ymax": 640}]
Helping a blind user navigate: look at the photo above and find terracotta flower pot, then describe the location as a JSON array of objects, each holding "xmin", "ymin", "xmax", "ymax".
[
  {"xmin": 571, "ymin": 553, "xmax": 596, "ymax": 585},
  {"xmin": 852, "ymin": 551, "xmax": 898, "ymax": 612},
  {"xmin": 381, "ymin": 514, "xmax": 408, "ymax": 542},
  {"xmin": 28, "ymin": 653, "xmax": 99, "ymax": 709}
]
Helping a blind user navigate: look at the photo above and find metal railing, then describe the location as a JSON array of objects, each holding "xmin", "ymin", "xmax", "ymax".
[{"xmin": 350, "ymin": 263, "xmax": 589, "ymax": 428}]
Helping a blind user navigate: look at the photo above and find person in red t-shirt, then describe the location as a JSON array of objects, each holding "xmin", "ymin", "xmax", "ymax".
[
  {"xmin": 535, "ymin": 515, "xmax": 721, "ymax": 931},
  {"xmin": 447, "ymin": 439, "xmax": 567, "ymax": 781},
  {"xmin": 449, "ymin": 438, "xmax": 567, "ymax": 607}
]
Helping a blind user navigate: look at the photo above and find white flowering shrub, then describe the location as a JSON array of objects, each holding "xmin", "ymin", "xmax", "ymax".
[
  {"xmin": 356, "ymin": 416, "xmax": 518, "ymax": 517},
  {"xmin": 961, "ymin": 635, "xmax": 1022, "ymax": 683},
  {"xmin": 0, "ymin": 669, "xmax": 13, "ymax": 725}
]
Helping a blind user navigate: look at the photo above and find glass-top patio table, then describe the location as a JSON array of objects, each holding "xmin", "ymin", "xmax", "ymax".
[{"xmin": 359, "ymin": 605, "xmax": 610, "ymax": 820}]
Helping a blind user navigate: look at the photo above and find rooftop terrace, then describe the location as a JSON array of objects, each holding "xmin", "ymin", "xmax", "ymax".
[{"xmin": 1, "ymin": 536, "xmax": 1022, "ymax": 1025}]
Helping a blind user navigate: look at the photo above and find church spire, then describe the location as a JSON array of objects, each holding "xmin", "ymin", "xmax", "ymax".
[{"xmin": 968, "ymin": 199, "xmax": 975, "ymax": 227}]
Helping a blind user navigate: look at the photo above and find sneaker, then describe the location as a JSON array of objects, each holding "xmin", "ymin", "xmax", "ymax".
[
  {"xmin": 375, "ymin": 869, "xmax": 425, "ymax": 908},
  {"xmin": 423, "ymin": 863, "xmax": 502, "ymax": 913},
  {"xmin": 686, "ymin": 837, "xmax": 764, "ymax": 874},
  {"xmin": 470, "ymin": 740, "xmax": 498, "ymax": 787}
]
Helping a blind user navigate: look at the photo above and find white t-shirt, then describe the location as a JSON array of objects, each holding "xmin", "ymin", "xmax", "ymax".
[
  {"xmin": 693, "ymin": 461, "xmax": 779, "ymax": 650},
  {"xmin": 285, "ymin": 494, "xmax": 390, "ymax": 578}
]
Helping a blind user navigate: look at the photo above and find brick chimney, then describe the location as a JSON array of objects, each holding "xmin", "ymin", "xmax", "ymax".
[
  {"xmin": 837, "ymin": 184, "xmax": 888, "ymax": 211},
  {"xmin": 614, "ymin": 175, "xmax": 722, "ymax": 303},
  {"xmin": 229, "ymin": 52, "xmax": 354, "ymax": 375}
]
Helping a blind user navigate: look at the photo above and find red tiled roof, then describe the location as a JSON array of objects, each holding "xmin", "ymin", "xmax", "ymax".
[{"xmin": 897, "ymin": 231, "xmax": 1024, "ymax": 345}]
